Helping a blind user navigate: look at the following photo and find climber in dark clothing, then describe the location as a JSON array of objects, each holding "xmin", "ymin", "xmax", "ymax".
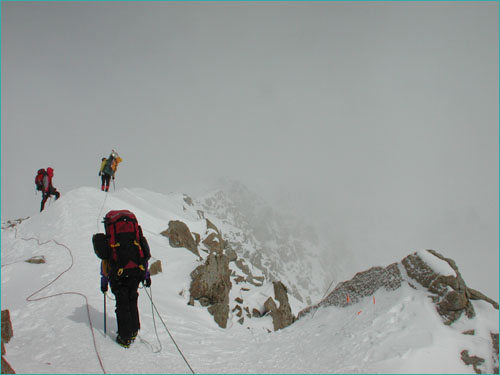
[{"xmin": 40, "ymin": 167, "xmax": 60, "ymax": 212}]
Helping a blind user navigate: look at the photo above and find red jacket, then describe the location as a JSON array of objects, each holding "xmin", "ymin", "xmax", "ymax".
[{"xmin": 43, "ymin": 167, "xmax": 54, "ymax": 193}]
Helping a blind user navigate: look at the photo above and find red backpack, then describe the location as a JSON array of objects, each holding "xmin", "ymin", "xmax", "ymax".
[
  {"xmin": 35, "ymin": 169, "xmax": 46, "ymax": 191},
  {"xmin": 92, "ymin": 210, "xmax": 151, "ymax": 278}
]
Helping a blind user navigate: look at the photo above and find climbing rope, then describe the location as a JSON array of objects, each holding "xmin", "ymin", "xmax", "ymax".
[
  {"xmin": 96, "ymin": 191, "xmax": 109, "ymax": 232},
  {"xmin": 138, "ymin": 285, "xmax": 162, "ymax": 353},
  {"xmin": 6, "ymin": 226, "xmax": 107, "ymax": 374},
  {"xmin": 311, "ymin": 277, "xmax": 337, "ymax": 319},
  {"xmin": 143, "ymin": 286, "xmax": 196, "ymax": 374}
]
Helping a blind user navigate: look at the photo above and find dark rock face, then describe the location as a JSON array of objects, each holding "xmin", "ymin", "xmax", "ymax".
[
  {"xmin": 161, "ymin": 220, "xmax": 200, "ymax": 258},
  {"xmin": 263, "ymin": 281, "xmax": 295, "ymax": 331},
  {"xmin": 190, "ymin": 253, "xmax": 232, "ymax": 328}
]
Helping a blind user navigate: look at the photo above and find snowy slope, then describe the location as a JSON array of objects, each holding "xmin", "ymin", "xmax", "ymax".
[{"xmin": 1, "ymin": 187, "xmax": 498, "ymax": 374}]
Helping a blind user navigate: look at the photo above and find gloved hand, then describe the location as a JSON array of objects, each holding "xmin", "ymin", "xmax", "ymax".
[
  {"xmin": 112, "ymin": 176, "xmax": 115, "ymax": 180},
  {"xmin": 143, "ymin": 277, "xmax": 151, "ymax": 288},
  {"xmin": 101, "ymin": 278, "xmax": 108, "ymax": 293},
  {"xmin": 99, "ymin": 172, "xmax": 101, "ymax": 176}
]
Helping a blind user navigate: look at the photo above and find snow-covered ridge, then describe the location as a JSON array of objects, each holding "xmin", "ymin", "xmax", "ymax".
[{"xmin": 1, "ymin": 186, "xmax": 498, "ymax": 374}]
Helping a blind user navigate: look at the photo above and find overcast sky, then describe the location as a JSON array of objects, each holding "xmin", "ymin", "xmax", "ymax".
[{"xmin": 1, "ymin": 2, "xmax": 498, "ymax": 296}]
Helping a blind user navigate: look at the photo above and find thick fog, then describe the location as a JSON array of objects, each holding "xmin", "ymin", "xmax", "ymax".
[{"xmin": 2, "ymin": 3, "xmax": 498, "ymax": 297}]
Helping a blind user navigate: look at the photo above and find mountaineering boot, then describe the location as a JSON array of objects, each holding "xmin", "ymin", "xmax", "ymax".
[
  {"xmin": 131, "ymin": 331, "xmax": 138, "ymax": 342},
  {"xmin": 116, "ymin": 335, "xmax": 131, "ymax": 348}
]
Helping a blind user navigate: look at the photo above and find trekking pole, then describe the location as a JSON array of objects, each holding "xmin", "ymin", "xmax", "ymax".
[
  {"xmin": 112, "ymin": 179, "xmax": 115, "ymax": 192},
  {"xmin": 104, "ymin": 292, "xmax": 107, "ymax": 336}
]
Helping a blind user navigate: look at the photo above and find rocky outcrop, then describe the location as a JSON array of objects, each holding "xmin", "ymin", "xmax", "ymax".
[
  {"xmin": 263, "ymin": 281, "xmax": 295, "ymax": 331},
  {"xmin": 461, "ymin": 350, "xmax": 486, "ymax": 374},
  {"xmin": 234, "ymin": 258, "xmax": 264, "ymax": 287},
  {"xmin": 298, "ymin": 263, "xmax": 402, "ymax": 319},
  {"xmin": 401, "ymin": 249, "xmax": 497, "ymax": 325},
  {"xmin": 161, "ymin": 220, "xmax": 200, "ymax": 258},
  {"xmin": 189, "ymin": 253, "xmax": 232, "ymax": 328},
  {"xmin": 299, "ymin": 249, "xmax": 498, "ymax": 326},
  {"xmin": 1, "ymin": 310, "xmax": 15, "ymax": 374},
  {"xmin": 201, "ymin": 219, "xmax": 225, "ymax": 255},
  {"xmin": 1, "ymin": 311, "xmax": 13, "ymax": 344},
  {"xmin": 149, "ymin": 260, "xmax": 162, "ymax": 276},
  {"xmin": 25, "ymin": 256, "xmax": 46, "ymax": 264},
  {"xmin": 297, "ymin": 249, "xmax": 499, "ymax": 373}
]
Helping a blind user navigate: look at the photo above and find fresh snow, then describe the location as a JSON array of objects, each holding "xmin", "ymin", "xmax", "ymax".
[
  {"xmin": 417, "ymin": 249, "xmax": 457, "ymax": 277},
  {"xmin": 1, "ymin": 187, "xmax": 498, "ymax": 374}
]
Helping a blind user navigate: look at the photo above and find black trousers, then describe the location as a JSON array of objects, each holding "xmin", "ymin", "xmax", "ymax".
[
  {"xmin": 40, "ymin": 187, "xmax": 60, "ymax": 212},
  {"xmin": 110, "ymin": 276, "xmax": 141, "ymax": 340},
  {"xmin": 101, "ymin": 173, "xmax": 111, "ymax": 191}
]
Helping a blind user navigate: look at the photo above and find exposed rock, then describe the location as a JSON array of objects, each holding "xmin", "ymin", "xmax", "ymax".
[
  {"xmin": 202, "ymin": 219, "xmax": 224, "ymax": 255},
  {"xmin": 149, "ymin": 260, "xmax": 162, "ymax": 276},
  {"xmin": 402, "ymin": 250, "xmax": 481, "ymax": 325},
  {"xmin": 234, "ymin": 258, "xmax": 264, "ymax": 286},
  {"xmin": 1, "ymin": 310, "xmax": 15, "ymax": 374},
  {"xmin": 1, "ymin": 357, "xmax": 15, "ymax": 374},
  {"xmin": 469, "ymin": 288, "xmax": 500, "ymax": 310},
  {"xmin": 199, "ymin": 297, "xmax": 210, "ymax": 307},
  {"xmin": 263, "ymin": 281, "xmax": 295, "ymax": 331},
  {"xmin": 183, "ymin": 194, "xmax": 194, "ymax": 206},
  {"xmin": 1, "ymin": 217, "xmax": 29, "ymax": 230},
  {"xmin": 25, "ymin": 256, "xmax": 46, "ymax": 264},
  {"xmin": 300, "ymin": 250, "xmax": 498, "ymax": 327},
  {"xmin": 207, "ymin": 303, "xmax": 229, "ymax": 329},
  {"xmin": 190, "ymin": 253, "xmax": 232, "ymax": 328},
  {"xmin": 235, "ymin": 297, "xmax": 243, "ymax": 304},
  {"xmin": 461, "ymin": 350, "xmax": 485, "ymax": 374},
  {"xmin": 492, "ymin": 333, "xmax": 499, "ymax": 374},
  {"xmin": 463, "ymin": 330, "xmax": 475, "ymax": 335},
  {"xmin": 1, "ymin": 311, "xmax": 13, "ymax": 344},
  {"xmin": 161, "ymin": 220, "xmax": 200, "ymax": 258},
  {"xmin": 299, "ymin": 263, "xmax": 402, "ymax": 319},
  {"xmin": 225, "ymin": 247, "xmax": 237, "ymax": 262}
]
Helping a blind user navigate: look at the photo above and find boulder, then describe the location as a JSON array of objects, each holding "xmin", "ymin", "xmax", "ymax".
[
  {"xmin": 161, "ymin": 220, "xmax": 200, "ymax": 258},
  {"xmin": 263, "ymin": 281, "xmax": 295, "ymax": 331},
  {"xmin": 190, "ymin": 253, "xmax": 232, "ymax": 328},
  {"xmin": 149, "ymin": 260, "xmax": 162, "ymax": 276},
  {"xmin": 25, "ymin": 256, "xmax": 46, "ymax": 264},
  {"xmin": 207, "ymin": 303, "xmax": 229, "ymax": 329}
]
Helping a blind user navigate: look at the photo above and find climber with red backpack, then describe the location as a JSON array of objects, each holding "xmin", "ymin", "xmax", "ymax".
[
  {"xmin": 36, "ymin": 167, "xmax": 60, "ymax": 212},
  {"xmin": 92, "ymin": 210, "xmax": 152, "ymax": 348}
]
